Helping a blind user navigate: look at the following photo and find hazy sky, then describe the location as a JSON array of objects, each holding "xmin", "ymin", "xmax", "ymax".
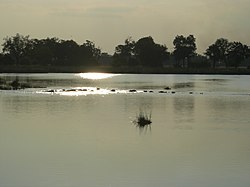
[{"xmin": 1, "ymin": 0, "xmax": 250, "ymax": 54}]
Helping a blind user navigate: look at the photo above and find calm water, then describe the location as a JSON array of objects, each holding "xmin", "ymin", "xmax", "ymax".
[{"xmin": 0, "ymin": 73, "xmax": 250, "ymax": 187}]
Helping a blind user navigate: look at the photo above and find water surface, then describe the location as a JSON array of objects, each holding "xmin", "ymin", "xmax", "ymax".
[{"xmin": 0, "ymin": 73, "xmax": 250, "ymax": 187}]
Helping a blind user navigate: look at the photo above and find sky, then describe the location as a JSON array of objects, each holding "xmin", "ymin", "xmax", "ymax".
[{"xmin": 0, "ymin": 0, "xmax": 250, "ymax": 54}]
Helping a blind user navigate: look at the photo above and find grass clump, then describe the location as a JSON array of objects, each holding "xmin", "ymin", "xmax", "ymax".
[{"xmin": 133, "ymin": 111, "xmax": 152, "ymax": 128}]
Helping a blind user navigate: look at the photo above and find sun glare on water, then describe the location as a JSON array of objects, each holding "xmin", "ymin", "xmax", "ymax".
[{"xmin": 77, "ymin": 73, "xmax": 120, "ymax": 80}]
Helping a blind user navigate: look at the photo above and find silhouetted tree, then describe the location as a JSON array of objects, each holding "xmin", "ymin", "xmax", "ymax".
[
  {"xmin": 227, "ymin": 42, "xmax": 249, "ymax": 68},
  {"xmin": 173, "ymin": 35, "xmax": 196, "ymax": 68},
  {"xmin": 205, "ymin": 44, "xmax": 220, "ymax": 68},
  {"xmin": 189, "ymin": 54, "xmax": 210, "ymax": 68},
  {"xmin": 0, "ymin": 53, "xmax": 3, "ymax": 64},
  {"xmin": 205, "ymin": 38, "xmax": 229, "ymax": 68},
  {"xmin": 1, "ymin": 34, "xmax": 102, "ymax": 66},
  {"xmin": 1, "ymin": 34, "xmax": 250, "ymax": 70},
  {"xmin": 135, "ymin": 36, "xmax": 169, "ymax": 67},
  {"xmin": 2, "ymin": 33, "xmax": 33, "ymax": 64},
  {"xmin": 113, "ymin": 37, "xmax": 137, "ymax": 66},
  {"xmin": 80, "ymin": 40, "xmax": 101, "ymax": 65},
  {"xmin": 57, "ymin": 40, "xmax": 80, "ymax": 64},
  {"xmin": 29, "ymin": 38, "xmax": 60, "ymax": 65}
]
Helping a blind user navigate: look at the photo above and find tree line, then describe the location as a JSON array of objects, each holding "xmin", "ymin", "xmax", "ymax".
[
  {"xmin": 0, "ymin": 34, "xmax": 101, "ymax": 66},
  {"xmin": 0, "ymin": 33, "xmax": 249, "ymax": 69}
]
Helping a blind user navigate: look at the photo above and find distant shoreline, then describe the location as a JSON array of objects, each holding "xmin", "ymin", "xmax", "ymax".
[{"xmin": 1, "ymin": 65, "xmax": 250, "ymax": 75}]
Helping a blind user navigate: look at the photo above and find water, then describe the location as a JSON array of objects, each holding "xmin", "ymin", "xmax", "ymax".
[{"xmin": 0, "ymin": 73, "xmax": 250, "ymax": 187}]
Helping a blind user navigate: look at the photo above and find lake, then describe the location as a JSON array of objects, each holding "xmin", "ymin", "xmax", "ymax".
[{"xmin": 0, "ymin": 73, "xmax": 250, "ymax": 187}]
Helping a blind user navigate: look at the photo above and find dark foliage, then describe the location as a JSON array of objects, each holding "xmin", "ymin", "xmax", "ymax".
[
  {"xmin": 113, "ymin": 37, "xmax": 137, "ymax": 66},
  {"xmin": 135, "ymin": 36, "xmax": 169, "ymax": 67},
  {"xmin": 1, "ymin": 33, "xmax": 249, "ymax": 71},
  {"xmin": 113, "ymin": 36, "xmax": 169, "ymax": 67},
  {"xmin": 205, "ymin": 38, "xmax": 229, "ymax": 68},
  {"xmin": 227, "ymin": 42, "xmax": 249, "ymax": 68},
  {"xmin": 173, "ymin": 35, "xmax": 197, "ymax": 68},
  {"xmin": 1, "ymin": 34, "xmax": 101, "ymax": 66},
  {"xmin": 205, "ymin": 38, "xmax": 249, "ymax": 68},
  {"xmin": 133, "ymin": 111, "xmax": 152, "ymax": 128}
]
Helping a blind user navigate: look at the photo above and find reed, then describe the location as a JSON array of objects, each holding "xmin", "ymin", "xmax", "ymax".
[{"xmin": 134, "ymin": 111, "xmax": 152, "ymax": 128}]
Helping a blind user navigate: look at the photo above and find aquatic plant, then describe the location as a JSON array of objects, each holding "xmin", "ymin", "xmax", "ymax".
[
  {"xmin": 10, "ymin": 78, "xmax": 20, "ymax": 90},
  {"xmin": 164, "ymin": 86, "xmax": 171, "ymax": 90},
  {"xmin": 0, "ymin": 77, "xmax": 33, "ymax": 90},
  {"xmin": 133, "ymin": 111, "xmax": 152, "ymax": 128}
]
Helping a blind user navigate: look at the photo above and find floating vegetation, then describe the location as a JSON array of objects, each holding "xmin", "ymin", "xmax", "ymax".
[
  {"xmin": 164, "ymin": 86, "xmax": 171, "ymax": 90},
  {"xmin": 0, "ymin": 77, "xmax": 33, "ymax": 90},
  {"xmin": 46, "ymin": 89, "xmax": 55, "ymax": 93},
  {"xmin": 159, "ymin": 90, "xmax": 167, "ymax": 93},
  {"xmin": 38, "ymin": 86, "xmax": 207, "ymax": 97},
  {"xmin": 129, "ymin": 89, "xmax": 137, "ymax": 93},
  {"xmin": 66, "ymin": 89, "xmax": 77, "ymax": 92},
  {"xmin": 133, "ymin": 111, "xmax": 152, "ymax": 128}
]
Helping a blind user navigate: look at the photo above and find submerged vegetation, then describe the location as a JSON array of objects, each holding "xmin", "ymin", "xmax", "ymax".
[
  {"xmin": 0, "ymin": 33, "xmax": 250, "ymax": 73},
  {"xmin": 0, "ymin": 77, "xmax": 21, "ymax": 90},
  {"xmin": 0, "ymin": 77, "xmax": 41, "ymax": 90}
]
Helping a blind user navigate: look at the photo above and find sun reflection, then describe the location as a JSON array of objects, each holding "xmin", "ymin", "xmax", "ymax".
[
  {"xmin": 38, "ymin": 87, "xmax": 128, "ymax": 96},
  {"xmin": 77, "ymin": 73, "xmax": 120, "ymax": 80},
  {"xmin": 59, "ymin": 87, "xmax": 111, "ymax": 96}
]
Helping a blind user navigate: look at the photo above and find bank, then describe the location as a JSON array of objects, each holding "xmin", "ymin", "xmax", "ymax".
[{"xmin": 0, "ymin": 64, "xmax": 250, "ymax": 75}]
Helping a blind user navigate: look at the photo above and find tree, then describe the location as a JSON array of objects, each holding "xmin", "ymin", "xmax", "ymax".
[
  {"xmin": 113, "ymin": 37, "xmax": 136, "ymax": 66},
  {"xmin": 134, "ymin": 36, "xmax": 169, "ymax": 67},
  {"xmin": 0, "ymin": 53, "xmax": 3, "ymax": 64},
  {"xmin": 80, "ymin": 40, "xmax": 101, "ymax": 65},
  {"xmin": 205, "ymin": 44, "xmax": 220, "ymax": 68},
  {"xmin": 205, "ymin": 38, "xmax": 229, "ymax": 68},
  {"xmin": 1, "ymin": 34, "xmax": 103, "ymax": 66},
  {"xmin": 2, "ymin": 33, "xmax": 33, "ymax": 64},
  {"xmin": 173, "ymin": 35, "xmax": 196, "ymax": 68},
  {"xmin": 28, "ymin": 38, "xmax": 60, "ymax": 65},
  {"xmin": 227, "ymin": 42, "xmax": 249, "ymax": 68},
  {"xmin": 57, "ymin": 40, "xmax": 80, "ymax": 64},
  {"xmin": 189, "ymin": 54, "xmax": 210, "ymax": 68}
]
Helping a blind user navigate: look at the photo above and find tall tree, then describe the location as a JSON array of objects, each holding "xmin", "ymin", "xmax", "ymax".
[
  {"xmin": 205, "ymin": 43, "xmax": 221, "ymax": 68},
  {"xmin": 173, "ymin": 35, "xmax": 196, "ymax": 68},
  {"xmin": 29, "ymin": 37, "xmax": 61, "ymax": 65},
  {"xmin": 227, "ymin": 42, "xmax": 249, "ymax": 68},
  {"xmin": 80, "ymin": 40, "xmax": 101, "ymax": 65},
  {"xmin": 2, "ymin": 33, "xmax": 33, "ymax": 64},
  {"xmin": 113, "ymin": 37, "xmax": 136, "ymax": 66},
  {"xmin": 135, "ymin": 36, "xmax": 169, "ymax": 67},
  {"xmin": 58, "ymin": 40, "xmax": 80, "ymax": 64},
  {"xmin": 205, "ymin": 38, "xmax": 229, "ymax": 68}
]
